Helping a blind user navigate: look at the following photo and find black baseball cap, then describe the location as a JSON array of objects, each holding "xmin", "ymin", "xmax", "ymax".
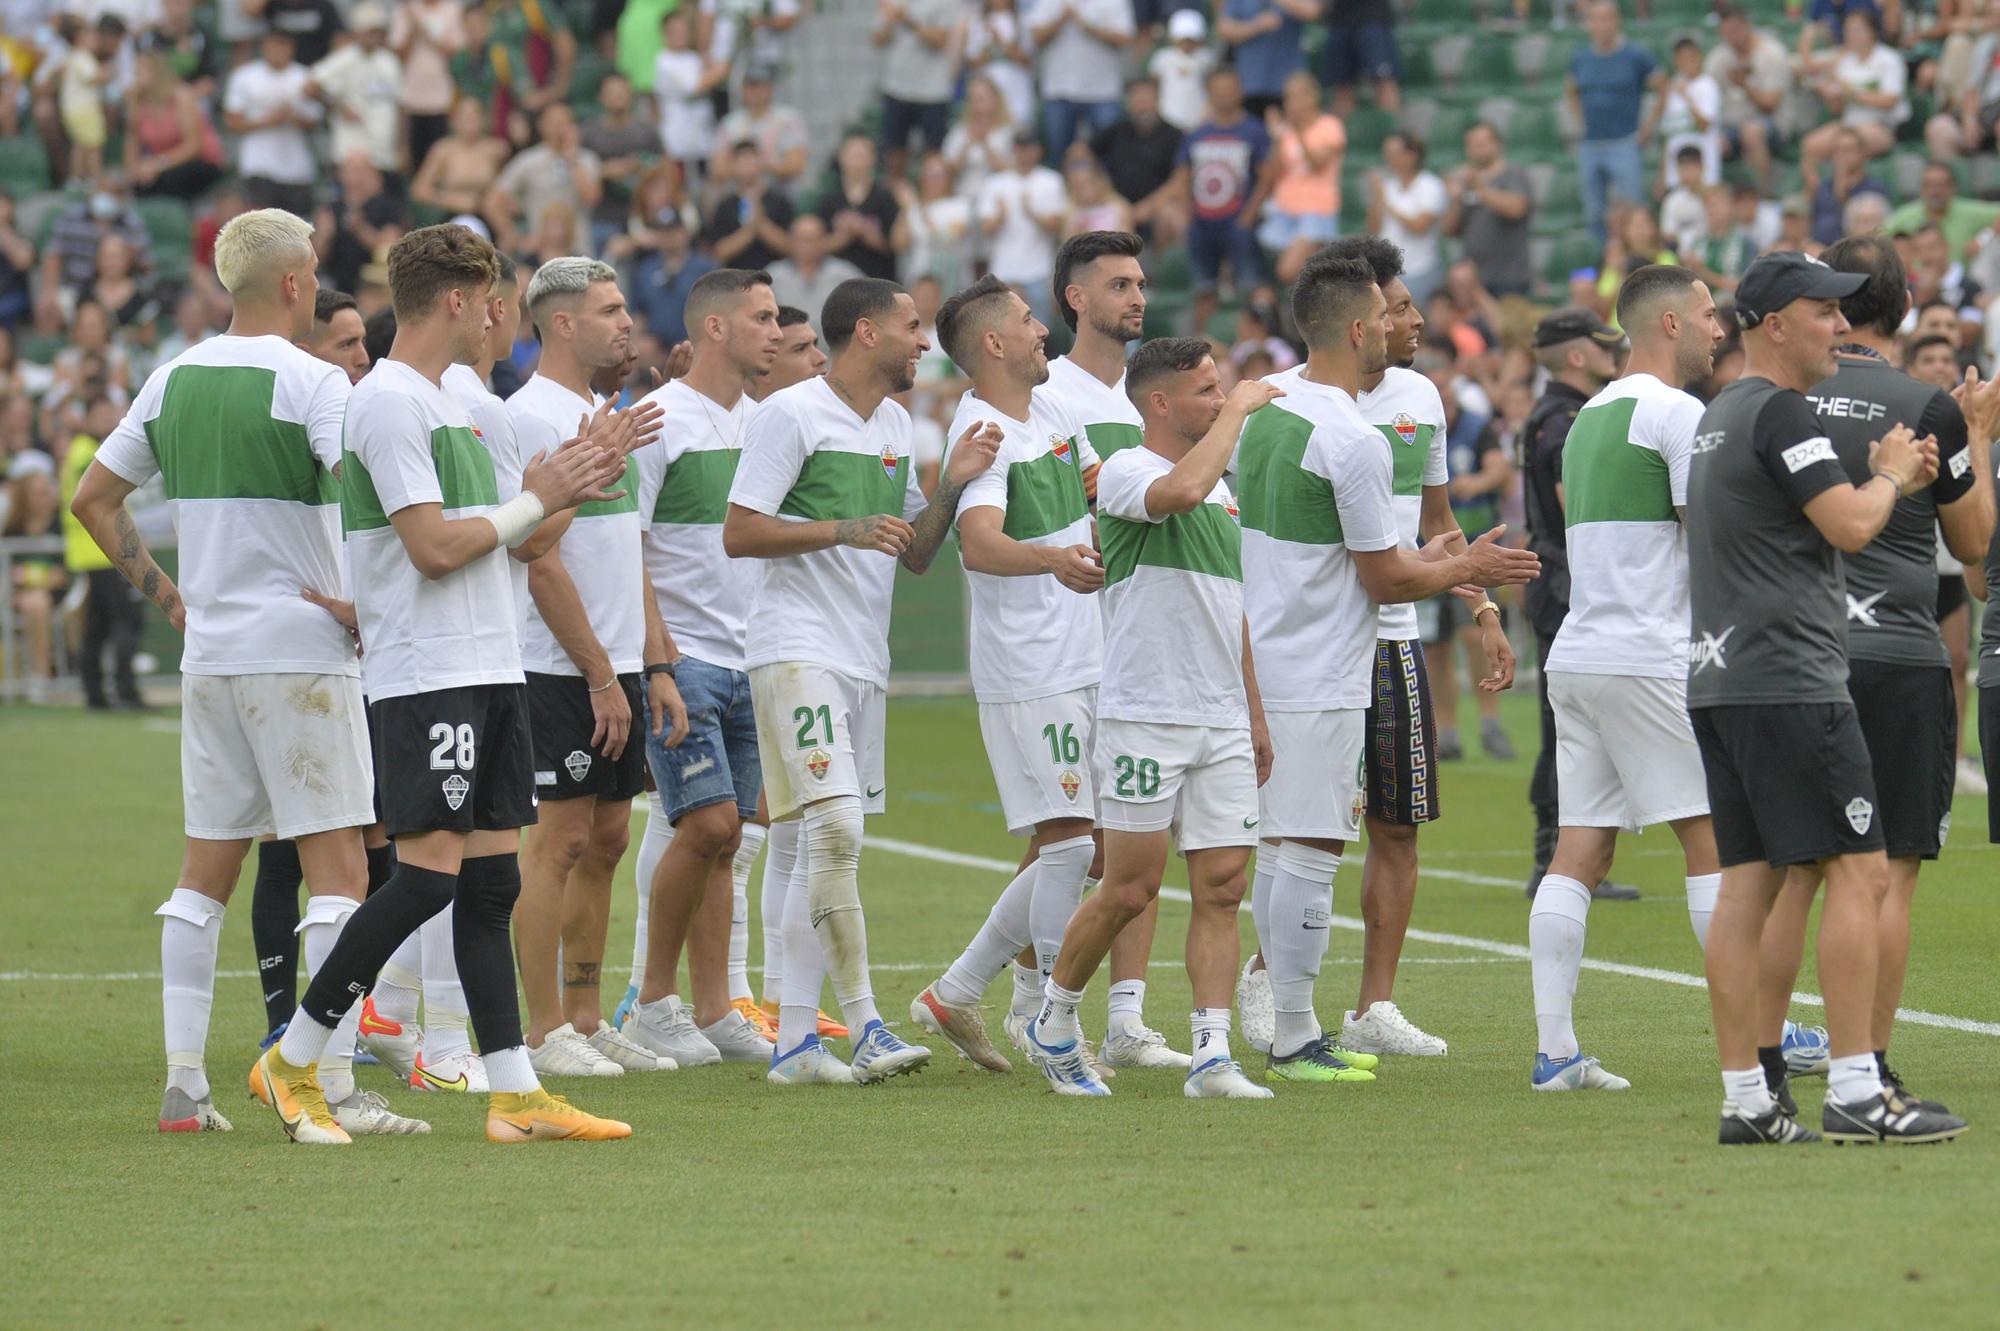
[
  {"xmin": 1735, "ymin": 252, "xmax": 1866, "ymax": 329},
  {"xmin": 1533, "ymin": 307, "xmax": 1624, "ymax": 349}
]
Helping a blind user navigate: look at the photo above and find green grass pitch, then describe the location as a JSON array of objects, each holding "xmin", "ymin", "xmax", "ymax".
[{"xmin": 3, "ymin": 696, "xmax": 1998, "ymax": 1327}]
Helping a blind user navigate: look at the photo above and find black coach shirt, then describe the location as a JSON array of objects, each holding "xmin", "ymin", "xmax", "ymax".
[
  {"xmin": 1807, "ymin": 355, "xmax": 1973, "ymax": 669},
  {"xmin": 1687, "ymin": 375, "xmax": 1854, "ymax": 707},
  {"xmin": 1518, "ymin": 379, "xmax": 1590, "ymax": 641}
]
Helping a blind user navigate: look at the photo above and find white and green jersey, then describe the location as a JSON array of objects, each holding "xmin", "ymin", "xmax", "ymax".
[
  {"xmin": 1041, "ymin": 353, "xmax": 1144, "ymax": 464},
  {"xmin": 952, "ymin": 388, "xmax": 1104, "ymax": 704},
  {"xmin": 441, "ymin": 363, "xmax": 528, "ymax": 621},
  {"xmin": 94, "ymin": 334, "xmax": 354, "ymax": 677},
  {"xmin": 730, "ymin": 376, "xmax": 926, "ymax": 687},
  {"xmin": 341, "ymin": 358, "xmax": 523, "ymax": 701},
  {"xmin": 1545, "ymin": 372, "xmax": 1702, "ymax": 680},
  {"xmin": 1095, "ymin": 443, "xmax": 1246, "ymax": 728},
  {"xmin": 508, "ymin": 373, "xmax": 645, "ymax": 677},
  {"xmin": 632, "ymin": 377, "xmax": 756, "ymax": 672},
  {"xmin": 1353, "ymin": 365, "xmax": 1448, "ymax": 642},
  {"xmin": 1233, "ymin": 372, "xmax": 1399, "ymax": 712}
]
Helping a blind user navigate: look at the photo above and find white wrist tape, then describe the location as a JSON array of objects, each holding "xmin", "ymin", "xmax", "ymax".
[{"xmin": 487, "ymin": 492, "xmax": 546, "ymax": 548}]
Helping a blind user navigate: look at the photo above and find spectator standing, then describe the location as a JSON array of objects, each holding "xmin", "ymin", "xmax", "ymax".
[
  {"xmin": 486, "ymin": 0, "xmax": 576, "ymax": 122},
  {"xmin": 1566, "ymin": 1, "xmax": 1661, "ymax": 245},
  {"xmin": 1886, "ymin": 162, "xmax": 2000, "ymax": 256},
  {"xmin": 224, "ymin": 31, "xmax": 322, "ymax": 216},
  {"xmin": 1027, "ymin": 0, "xmax": 1134, "ymax": 153},
  {"xmin": 875, "ymin": 0, "xmax": 965, "ymax": 182},
  {"xmin": 1258, "ymin": 69, "xmax": 1344, "ymax": 284},
  {"xmin": 582, "ymin": 71, "xmax": 664, "ymax": 250},
  {"xmin": 1321, "ymin": 0, "xmax": 1401, "ymax": 118},
  {"xmin": 893, "ymin": 152, "xmax": 976, "ymax": 290},
  {"xmin": 632, "ymin": 214, "xmax": 716, "ymax": 344},
  {"xmin": 1926, "ymin": 1, "xmax": 2000, "ymax": 158},
  {"xmin": 486, "ymin": 102, "xmax": 602, "ymax": 255},
  {"xmin": 409, "ymin": 96, "xmax": 511, "ymax": 220},
  {"xmin": 703, "ymin": 140, "xmax": 796, "ymax": 271},
  {"xmin": 246, "ymin": 0, "xmax": 343, "ymax": 67},
  {"xmin": 1367, "ymin": 129, "xmax": 1448, "ymax": 306},
  {"xmin": 1800, "ymin": 11, "xmax": 1909, "ymax": 183},
  {"xmin": 124, "ymin": 50, "xmax": 224, "ymax": 200},
  {"xmin": 60, "ymin": 398, "xmax": 147, "ymax": 711},
  {"xmin": 715, "ymin": 65, "xmax": 810, "ymax": 189},
  {"xmin": 309, "ymin": 2, "xmax": 403, "ymax": 177},
  {"xmin": 1216, "ymin": 0, "xmax": 1312, "ymax": 119},
  {"xmin": 1706, "ymin": 2, "xmax": 1791, "ymax": 194},
  {"xmin": 139, "ymin": 0, "xmax": 219, "ymax": 100},
  {"xmin": 1442, "ymin": 119, "xmax": 1534, "ymax": 299},
  {"xmin": 977, "ymin": 128, "xmax": 1069, "ymax": 321},
  {"xmin": 1148, "ymin": 9, "xmax": 1215, "ymax": 132},
  {"xmin": 1809, "ymin": 124, "xmax": 1888, "ymax": 245},
  {"xmin": 942, "ymin": 74, "xmax": 1018, "ymax": 212},
  {"xmin": 3, "ymin": 449, "xmax": 64, "ymax": 704},
  {"xmin": 653, "ymin": 8, "xmax": 730, "ymax": 182},
  {"xmin": 1651, "ymin": 35, "xmax": 1722, "ymax": 184},
  {"xmin": 389, "ymin": 0, "xmax": 465, "ymax": 174},
  {"xmin": 817, "ymin": 132, "xmax": 901, "ymax": 281},
  {"xmin": 1090, "ymin": 77, "xmax": 1187, "ymax": 244},
  {"xmin": 965, "ymin": 0, "xmax": 1037, "ymax": 128},
  {"xmin": 1175, "ymin": 66, "xmax": 1274, "ymax": 333},
  {"xmin": 767, "ymin": 214, "xmax": 863, "ymax": 333},
  {"xmin": 58, "ymin": 16, "xmax": 122, "ymax": 185}
]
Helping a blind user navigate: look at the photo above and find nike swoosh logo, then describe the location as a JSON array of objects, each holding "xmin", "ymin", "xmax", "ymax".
[
  {"xmin": 1242, "ymin": 818, "xmax": 1259, "ymax": 828},
  {"xmin": 866, "ymin": 787, "xmax": 884, "ymax": 798},
  {"xmin": 1302, "ymin": 923, "xmax": 1329, "ymax": 931},
  {"xmin": 496, "ymin": 1118, "xmax": 535, "ymax": 1138},
  {"xmin": 416, "ymin": 1069, "xmax": 468, "ymax": 1092}
]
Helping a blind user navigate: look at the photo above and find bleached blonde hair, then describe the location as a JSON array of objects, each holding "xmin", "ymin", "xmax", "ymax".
[{"xmin": 213, "ymin": 208, "xmax": 316, "ymax": 296}]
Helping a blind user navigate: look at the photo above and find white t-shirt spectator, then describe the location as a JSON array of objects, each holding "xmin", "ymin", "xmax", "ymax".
[
  {"xmin": 880, "ymin": 0, "xmax": 962, "ymax": 105},
  {"xmin": 1835, "ymin": 45, "xmax": 1909, "ymax": 129},
  {"xmin": 1027, "ymin": 0, "xmax": 1133, "ymax": 104},
  {"xmin": 1704, "ymin": 30, "xmax": 1791, "ymax": 129},
  {"xmin": 655, "ymin": 48, "xmax": 718, "ymax": 164},
  {"xmin": 1660, "ymin": 183, "xmax": 1707, "ymax": 254},
  {"xmin": 1659, "ymin": 72, "xmax": 1722, "ymax": 182},
  {"xmin": 225, "ymin": 58, "xmax": 320, "ymax": 185},
  {"xmin": 943, "ymin": 121, "xmax": 1015, "ymax": 204},
  {"xmin": 966, "ymin": 9, "xmax": 1037, "ymax": 126},
  {"xmin": 1381, "ymin": 170, "xmax": 1448, "ymax": 279},
  {"xmin": 312, "ymin": 45, "xmax": 403, "ymax": 173},
  {"xmin": 1148, "ymin": 44, "xmax": 1216, "ymax": 132},
  {"xmin": 710, "ymin": 0, "xmax": 801, "ymax": 71},
  {"xmin": 979, "ymin": 163, "xmax": 1068, "ymax": 284}
]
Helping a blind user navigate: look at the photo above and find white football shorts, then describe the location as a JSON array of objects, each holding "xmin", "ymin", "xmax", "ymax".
[
  {"xmin": 181, "ymin": 671, "xmax": 374, "ymax": 840},
  {"xmin": 977, "ymin": 686, "xmax": 1100, "ymax": 835},
  {"xmin": 1095, "ymin": 718, "xmax": 1259, "ymax": 851},
  {"xmin": 1549, "ymin": 670, "xmax": 1711, "ymax": 832},
  {"xmin": 751, "ymin": 661, "xmax": 887, "ymax": 821},
  {"xmin": 1258, "ymin": 707, "xmax": 1367, "ymax": 842}
]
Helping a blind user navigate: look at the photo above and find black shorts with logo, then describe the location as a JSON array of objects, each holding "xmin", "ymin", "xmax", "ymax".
[
  {"xmin": 527, "ymin": 671, "xmax": 648, "ymax": 802},
  {"xmin": 1691, "ymin": 701, "xmax": 1884, "ymax": 868},
  {"xmin": 1848, "ymin": 659, "xmax": 1954, "ymax": 860},
  {"xmin": 1364, "ymin": 638, "xmax": 1442, "ymax": 826},
  {"xmin": 370, "ymin": 683, "xmax": 538, "ymax": 838}
]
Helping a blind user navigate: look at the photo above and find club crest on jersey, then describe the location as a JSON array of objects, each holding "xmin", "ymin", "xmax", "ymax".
[
  {"xmin": 1051, "ymin": 433, "xmax": 1073, "ymax": 464},
  {"xmin": 880, "ymin": 444, "xmax": 898, "ymax": 479},
  {"xmin": 1392, "ymin": 413, "xmax": 1418, "ymax": 446},
  {"xmin": 442, "ymin": 773, "xmax": 469, "ymax": 811},
  {"xmin": 806, "ymin": 748, "xmax": 832, "ymax": 780},
  {"xmin": 564, "ymin": 749, "xmax": 593, "ymax": 782},
  {"xmin": 1224, "ymin": 495, "xmax": 1240, "ymax": 522},
  {"xmin": 1846, "ymin": 797, "xmax": 1874, "ymax": 835},
  {"xmin": 1059, "ymin": 768, "xmax": 1082, "ymax": 802}
]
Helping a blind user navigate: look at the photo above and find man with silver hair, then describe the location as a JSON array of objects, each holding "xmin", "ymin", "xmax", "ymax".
[
  {"xmin": 509, "ymin": 255, "xmax": 687, "ymax": 1078},
  {"xmin": 70, "ymin": 209, "xmax": 421, "ymax": 1137}
]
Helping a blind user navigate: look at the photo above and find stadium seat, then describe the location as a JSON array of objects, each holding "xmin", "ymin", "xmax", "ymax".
[
  {"xmin": 0, "ymin": 133, "xmax": 52, "ymax": 191},
  {"xmin": 1544, "ymin": 233, "xmax": 1601, "ymax": 286}
]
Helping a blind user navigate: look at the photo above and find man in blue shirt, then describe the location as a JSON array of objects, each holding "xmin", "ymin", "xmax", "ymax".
[
  {"xmin": 1215, "ymin": 0, "xmax": 1315, "ymax": 118},
  {"xmin": 1172, "ymin": 66, "xmax": 1276, "ymax": 333},
  {"xmin": 1565, "ymin": 0, "xmax": 1663, "ymax": 244}
]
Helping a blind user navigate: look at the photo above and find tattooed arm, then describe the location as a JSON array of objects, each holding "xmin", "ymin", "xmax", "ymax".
[
  {"xmin": 70, "ymin": 462, "xmax": 186, "ymax": 631},
  {"xmin": 900, "ymin": 420, "xmax": 1003, "ymax": 574}
]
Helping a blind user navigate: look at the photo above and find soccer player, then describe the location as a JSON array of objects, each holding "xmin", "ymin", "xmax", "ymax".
[
  {"xmin": 1023, "ymin": 339, "xmax": 1281, "ymax": 1099},
  {"xmin": 907, "ymin": 275, "xmax": 1143, "ymax": 1073},
  {"xmin": 68, "ymin": 210, "xmax": 397, "ymax": 1136},
  {"xmin": 621, "ymin": 268, "xmax": 786, "ymax": 1068},
  {"xmin": 251, "ymin": 223, "xmax": 633, "ymax": 1144},
  {"xmin": 306, "ymin": 288, "xmax": 370, "ymax": 384},
  {"xmin": 1755, "ymin": 237, "xmax": 1995, "ymax": 1116},
  {"xmin": 508, "ymin": 256, "xmax": 683, "ymax": 1076},
  {"xmin": 723, "ymin": 276, "xmax": 1001, "ymax": 1085},
  {"xmin": 1526, "ymin": 265, "xmax": 1729, "ymax": 1092},
  {"xmin": 1687, "ymin": 251, "xmax": 1961, "ymax": 1146},
  {"xmin": 1236, "ymin": 255, "xmax": 1541, "ymax": 1086}
]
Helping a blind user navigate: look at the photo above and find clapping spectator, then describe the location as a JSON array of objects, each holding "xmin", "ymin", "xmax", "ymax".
[
  {"xmin": 893, "ymin": 152, "xmax": 976, "ymax": 290},
  {"xmin": 1800, "ymin": 11, "xmax": 1909, "ymax": 184},
  {"xmin": 1441, "ymin": 120, "xmax": 1534, "ymax": 298},
  {"xmin": 966, "ymin": 0, "xmax": 1037, "ymax": 128},
  {"xmin": 1149, "ymin": 10, "xmax": 1215, "ymax": 132},
  {"xmin": 1216, "ymin": 0, "xmax": 1313, "ymax": 119},
  {"xmin": 1650, "ymin": 36, "xmax": 1722, "ymax": 184},
  {"xmin": 224, "ymin": 31, "xmax": 322, "ymax": 216},
  {"xmin": 703, "ymin": 140, "xmax": 796, "ymax": 270},
  {"xmin": 769, "ymin": 214, "xmax": 864, "ymax": 333},
  {"xmin": 1706, "ymin": 3, "xmax": 1791, "ymax": 193},
  {"xmin": 410, "ymin": 96, "xmax": 511, "ymax": 220},
  {"xmin": 309, "ymin": 2, "xmax": 403, "ymax": 178},
  {"xmin": 1027, "ymin": 0, "xmax": 1134, "ymax": 153},
  {"xmin": 125, "ymin": 51, "xmax": 225, "ymax": 201},
  {"xmin": 874, "ymin": 0, "xmax": 965, "ymax": 182},
  {"xmin": 583, "ymin": 72, "xmax": 665, "ymax": 250},
  {"xmin": 1321, "ymin": 0, "xmax": 1401, "ymax": 118},
  {"xmin": 1367, "ymin": 130, "xmax": 1446, "ymax": 305},
  {"xmin": 390, "ymin": 0, "xmax": 465, "ymax": 173},
  {"xmin": 1809, "ymin": 124, "xmax": 1889, "ymax": 244},
  {"xmin": 977, "ymin": 128, "xmax": 1068, "ymax": 322},
  {"xmin": 942, "ymin": 74, "xmax": 1017, "ymax": 209},
  {"xmin": 1177, "ymin": 66, "xmax": 1275, "ymax": 332},
  {"xmin": 653, "ymin": 9, "xmax": 730, "ymax": 182},
  {"xmin": 606, "ymin": 160, "xmax": 698, "ymax": 267},
  {"xmin": 486, "ymin": 102, "xmax": 601, "ymax": 256},
  {"xmin": 817, "ymin": 132, "xmax": 901, "ymax": 280},
  {"xmin": 715, "ymin": 65, "xmax": 810, "ymax": 189},
  {"xmin": 1090, "ymin": 76, "xmax": 1186, "ymax": 245},
  {"xmin": 1258, "ymin": 69, "xmax": 1344, "ymax": 284},
  {"xmin": 1567, "ymin": 1, "xmax": 1662, "ymax": 244}
]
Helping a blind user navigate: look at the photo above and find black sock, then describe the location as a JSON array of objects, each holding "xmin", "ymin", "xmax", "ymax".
[
  {"xmin": 297, "ymin": 862, "xmax": 455, "ymax": 1030},
  {"xmin": 250, "ymin": 840, "xmax": 304, "ymax": 1036},
  {"xmin": 1757, "ymin": 1045, "xmax": 1788, "ymax": 1094},
  {"xmin": 454, "ymin": 853, "xmax": 525, "ymax": 1053},
  {"xmin": 365, "ymin": 842, "xmax": 396, "ymax": 897}
]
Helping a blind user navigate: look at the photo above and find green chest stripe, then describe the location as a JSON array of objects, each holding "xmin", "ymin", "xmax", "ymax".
[
  {"xmin": 652, "ymin": 448, "xmax": 739, "ymax": 526},
  {"xmin": 1374, "ymin": 422, "xmax": 1436, "ymax": 498},
  {"xmin": 341, "ymin": 425, "xmax": 498, "ymax": 533},
  {"xmin": 1236, "ymin": 408, "xmax": 1343, "ymax": 545},
  {"xmin": 778, "ymin": 448, "xmax": 909, "ymax": 522},
  {"xmin": 145, "ymin": 364, "xmax": 334, "ymax": 505},
  {"xmin": 1100, "ymin": 503, "xmax": 1243, "ymax": 586},
  {"xmin": 1083, "ymin": 421, "xmax": 1143, "ymax": 460},
  {"xmin": 1001, "ymin": 443, "xmax": 1089, "ymax": 542},
  {"xmin": 574, "ymin": 455, "xmax": 638, "ymax": 518},
  {"xmin": 1562, "ymin": 398, "xmax": 1675, "ymax": 525}
]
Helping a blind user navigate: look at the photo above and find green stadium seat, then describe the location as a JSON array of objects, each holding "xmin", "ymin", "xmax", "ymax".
[
  {"xmin": 1508, "ymin": 102, "xmax": 1568, "ymax": 156},
  {"xmin": 1431, "ymin": 33, "xmax": 1475, "ymax": 85},
  {"xmin": 0, "ymin": 134, "xmax": 52, "ymax": 192},
  {"xmin": 1400, "ymin": 40, "xmax": 1435, "ymax": 88},
  {"xmin": 1477, "ymin": 96, "xmax": 1519, "ymax": 138}
]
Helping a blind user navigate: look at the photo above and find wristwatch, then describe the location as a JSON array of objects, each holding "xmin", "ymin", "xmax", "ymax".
[
  {"xmin": 1470, "ymin": 599, "xmax": 1500, "ymax": 622},
  {"xmin": 643, "ymin": 660, "xmax": 678, "ymax": 679}
]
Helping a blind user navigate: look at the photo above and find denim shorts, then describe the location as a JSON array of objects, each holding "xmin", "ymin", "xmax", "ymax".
[{"xmin": 645, "ymin": 655, "xmax": 762, "ymax": 823}]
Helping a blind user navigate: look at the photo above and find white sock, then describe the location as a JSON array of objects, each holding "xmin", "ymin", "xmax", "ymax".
[
  {"xmin": 936, "ymin": 859, "xmax": 1036, "ymax": 1007},
  {"xmin": 420, "ymin": 904, "xmax": 471, "ymax": 1062},
  {"xmin": 1828, "ymin": 1051, "xmax": 1885, "ymax": 1105},
  {"xmin": 1529, "ymin": 874, "xmax": 1592, "ymax": 1061},
  {"xmin": 1250, "ymin": 855, "xmax": 1275, "ymax": 966},
  {"xmin": 761, "ymin": 820, "xmax": 801, "ymax": 1004},
  {"xmin": 374, "ymin": 932, "xmax": 423, "ymax": 1026},
  {"xmin": 1107, "ymin": 978, "xmax": 1145, "ymax": 1036},
  {"xmin": 1190, "ymin": 1007, "xmax": 1232, "ymax": 1066},
  {"xmin": 1010, "ymin": 960, "xmax": 1044, "ymax": 1022},
  {"xmin": 158, "ymin": 888, "xmax": 224, "ymax": 1100},
  {"xmin": 1266, "ymin": 842, "xmax": 1340, "ymax": 1057},
  {"xmin": 632, "ymin": 791, "xmax": 671, "ymax": 993},
  {"xmin": 801, "ymin": 796, "xmax": 879, "ymax": 1033},
  {"xmin": 278, "ymin": 1010, "xmax": 338, "ymax": 1067},
  {"xmin": 483, "ymin": 1045, "xmax": 538, "ymax": 1094},
  {"xmin": 296, "ymin": 894, "xmax": 360, "ymax": 1095},
  {"xmin": 777, "ymin": 832, "xmax": 827, "ymax": 1054},
  {"xmin": 1685, "ymin": 872, "xmax": 1720, "ymax": 950},
  {"xmin": 1723, "ymin": 1065, "xmax": 1775, "ymax": 1116},
  {"xmin": 729, "ymin": 822, "xmax": 767, "ymax": 1003},
  {"xmin": 1029, "ymin": 835, "xmax": 1094, "ymax": 987},
  {"xmin": 1032, "ymin": 979, "xmax": 1085, "ymax": 1047}
]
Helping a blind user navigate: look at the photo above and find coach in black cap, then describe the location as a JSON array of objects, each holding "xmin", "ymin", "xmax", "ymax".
[
  {"xmin": 1685, "ymin": 251, "xmax": 1963, "ymax": 1147},
  {"xmin": 1519, "ymin": 307, "xmax": 1628, "ymax": 900}
]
